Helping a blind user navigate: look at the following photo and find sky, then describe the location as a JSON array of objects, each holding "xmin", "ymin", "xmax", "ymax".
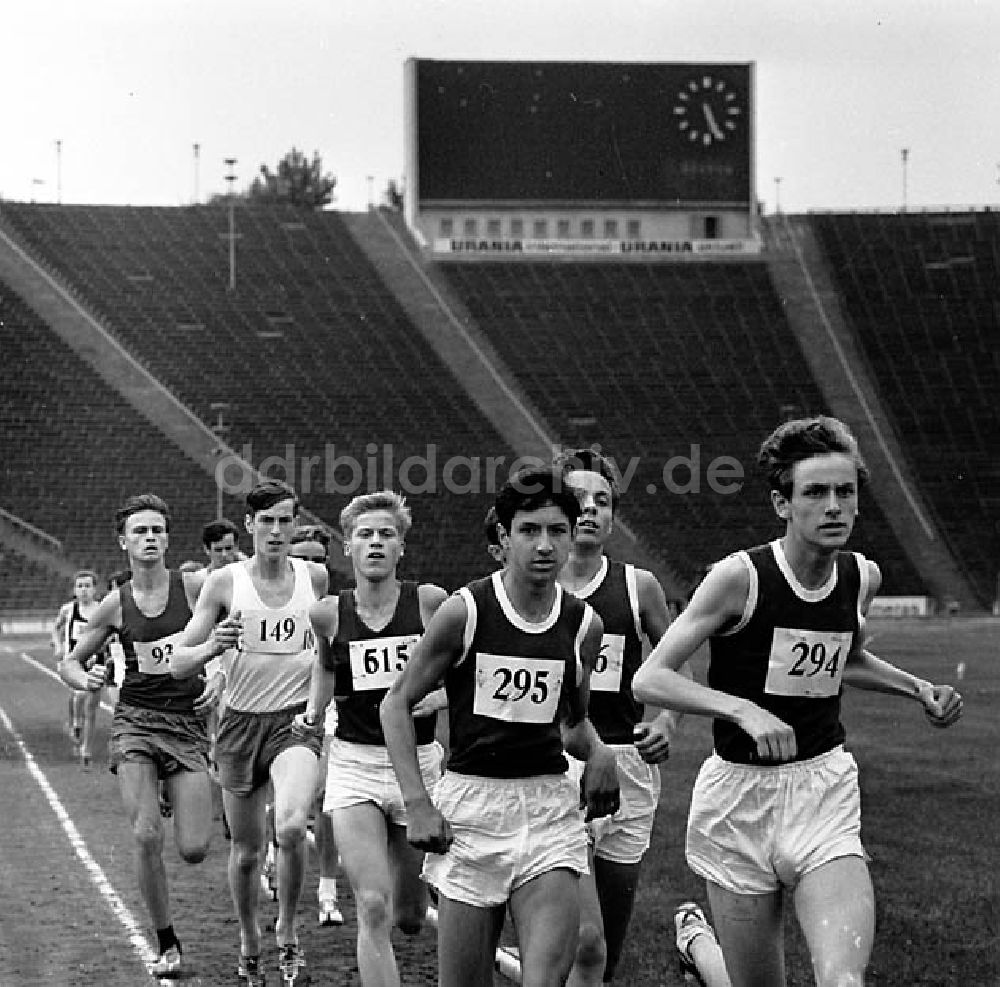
[{"xmin": 3, "ymin": 0, "xmax": 999, "ymax": 215}]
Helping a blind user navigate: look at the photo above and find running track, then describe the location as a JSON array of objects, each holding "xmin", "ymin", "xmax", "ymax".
[{"xmin": 0, "ymin": 636, "xmax": 442, "ymax": 986}]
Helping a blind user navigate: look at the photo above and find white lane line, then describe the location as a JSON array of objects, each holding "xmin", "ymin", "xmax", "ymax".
[
  {"xmin": 19, "ymin": 651, "xmax": 114, "ymax": 714},
  {"xmin": 0, "ymin": 702, "xmax": 167, "ymax": 983}
]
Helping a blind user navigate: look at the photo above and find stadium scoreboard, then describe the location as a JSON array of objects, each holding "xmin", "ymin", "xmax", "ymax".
[{"xmin": 408, "ymin": 59, "xmax": 753, "ymax": 208}]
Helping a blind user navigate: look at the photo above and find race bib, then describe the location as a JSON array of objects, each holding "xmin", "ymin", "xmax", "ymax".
[
  {"xmin": 242, "ymin": 609, "xmax": 314, "ymax": 654},
  {"xmin": 68, "ymin": 617, "xmax": 89, "ymax": 649},
  {"xmin": 133, "ymin": 629, "xmax": 186, "ymax": 676},
  {"xmin": 764, "ymin": 627, "xmax": 852, "ymax": 698},
  {"xmin": 590, "ymin": 634, "xmax": 625, "ymax": 693},
  {"xmin": 348, "ymin": 633, "xmax": 420, "ymax": 692},
  {"xmin": 473, "ymin": 653, "xmax": 564, "ymax": 724}
]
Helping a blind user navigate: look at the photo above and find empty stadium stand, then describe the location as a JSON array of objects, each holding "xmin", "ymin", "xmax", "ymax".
[
  {"xmin": 0, "ymin": 283, "xmax": 244, "ymax": 608},
  {"xmin": 0, "ymin": 204, "xmax": 513, "ymax": 598},
  {"xmin": 4, "ymin": 201, "xmax": 991, "ymax": 612},
  {"xmin": 812, "ymin": 211, "xmax": 999, "ymax": 608},
  {"xmin": 438, "ymin": 258, "xmax": 925, "ymax": 594}
]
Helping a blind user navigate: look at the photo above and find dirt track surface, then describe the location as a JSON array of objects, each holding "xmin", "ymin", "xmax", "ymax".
[{"xmin": 0, "ymin": 639, "xmax": 441, "ymax": 986}]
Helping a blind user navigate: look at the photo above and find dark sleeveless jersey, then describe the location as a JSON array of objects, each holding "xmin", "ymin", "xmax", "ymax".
[
  {"xmin": 709, "ymin": 542, "xmax": 866, "ymax": 764},
  {"xmin": 66, "ymin": 601, "xmax": 111, "ymax": 662},
  {"xmin": 118, "ymin": 570, "xmax": 202, "ymax": 713},
  {"xmin": 445, "ymin": 572, "xmax": 594, "ymax": 779},
  {"xmin": 325, "ymin": 581, "xmax": 433, "ymax": 746},
  {"xmin": 570, "ymin": 559, "xmax": 645, "ymax": 744}
]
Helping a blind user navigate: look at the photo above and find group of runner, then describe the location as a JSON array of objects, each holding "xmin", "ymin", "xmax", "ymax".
[{"xmin": 55, "ymin": 415, "xmax": 963, "ymax": 987}]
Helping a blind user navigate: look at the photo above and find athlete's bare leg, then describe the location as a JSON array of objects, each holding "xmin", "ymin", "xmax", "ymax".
[{"xmin": 270, "ymin": 746, "xmax": 319, "ymax": 948}]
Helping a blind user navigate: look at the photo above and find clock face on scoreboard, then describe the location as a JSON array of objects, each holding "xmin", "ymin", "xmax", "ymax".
[
  {"xmin": 672, "ymin": 73, "xmax": 744, "ymax": 147},
  {"xmin": 414, "ymin": 60, "xmax": 752, "ymax": 205}
]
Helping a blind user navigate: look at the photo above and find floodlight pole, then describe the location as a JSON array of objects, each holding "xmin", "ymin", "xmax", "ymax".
[
  {"xmin": 193, "ymin": 143, "xmax": 201, "ymax": 204},
  {"xmin": 774, "ymin": 177, "xmax": 782, "ymax": 214},
  {"xmin": 210, "ymin": 402, "xmax": 231, "ymax": 518},
  {"xmin": 901, "ymin": 148, "xmax": 909, "ymax": 212},
  {"xmin": 55, "ymin": 140, "xmax": 62, "ymax": 203},
  {"xmin": 224, "ymin": 157, "xmax": 238, "ymax": 291}
]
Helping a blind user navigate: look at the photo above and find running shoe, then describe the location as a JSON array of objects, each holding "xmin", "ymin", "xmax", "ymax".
[
  {"xmin": 277, "ymin": 942, "xmax": 307, "ymax": 984},
  {"xmin": 674, "ymin": 901, "xmax": 716, "ymax": 986},
  {"xmin": 318, "ymin": 896, "xmax": 343, "ymax": 927},
  {"xmin": 150, "ymin": 944, "xmax": 182, "ymax": 977},
  {"xmin": 238, "ymin": 953, "xmax": 266, "ymax": 986}
]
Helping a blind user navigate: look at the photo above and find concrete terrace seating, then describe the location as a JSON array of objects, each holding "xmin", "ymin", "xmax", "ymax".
[
  {"xmin": 439, "ymin": 260, "xmax": 923, "ymax": 593},
  {"xmin": 812, "ymin": 212, "xmax": 999, "ymax": 607},
  {"xmin": 0, "ymin": 544, "xmax": 67, "ymax": 613},
  {"xmin": 2, "ymin": 204, "xmax": 510, "ymax": 589},
  {"xmin": 0, "ymin": 283, "xmax": 239, "ymax": 607}
]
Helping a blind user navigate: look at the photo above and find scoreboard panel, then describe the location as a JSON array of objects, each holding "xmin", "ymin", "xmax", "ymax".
[{"xmin": 413, "ymin": 60, "xmax": 753, "ymax": 206}]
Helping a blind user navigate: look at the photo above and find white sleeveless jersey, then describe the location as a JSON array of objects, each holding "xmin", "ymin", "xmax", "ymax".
[{"xmin": 227, "ymin": 558, "xmax": 318, "ymax": 713}]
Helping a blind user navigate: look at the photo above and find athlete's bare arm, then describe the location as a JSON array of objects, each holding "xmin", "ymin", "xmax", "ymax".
[
  {"xmin": 183, "ymin": 567, "xmax": 210, "ymax": 607},
  {"xmin": 560, "ymin": 613, "xmax": 620, "ymax": 821},
  {"xmin": 380, "ymin": 593, "xmax": 467, "ymax": 853},
  {"xmin": 843, "ymin": 560, "xmax": 963, "ymax": 725},
  {"xmin": 632, "ymin": 555, "xmax": 799, "ymax": 762},
  {"xmin": 307, "ymin": 561, "xmax": 330, "ymax": 601},
  {"xmin": 561, "ymin": 610, "xmax": 605, "ymax": 735},
  {"xmin": 58, "ymin": 592, "xmax": 121, "ymax": 691},
  {"xmin": 411, "ymin": 583, "xmax": 450, "ymax": 716},
  {"xmin": 634, "ymin": 566, "xmax": 687, "ymax": 763},
  {"xmin": 169, "ymin": 568, "xmax": 240, "ymax": 679},
  {"xmin": 302, "ymin": 595, "xmax": 340, "ymax": 726},
  {"xmin": 52, "ymin": 602, "xmax": 72, "ymax": 658}
]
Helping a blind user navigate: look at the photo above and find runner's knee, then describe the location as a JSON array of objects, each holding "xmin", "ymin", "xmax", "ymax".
[
  {"xmin": 575, "ymin": 920, "xmax": 607, "ymax": 975},
  {"xmin": 274, "ymin": 816, "xmax": 307, "ymax": 848},
  {"xmin": 355, "ymin": 886, "xmax": 392, "ymax": 933},
  {"xmin": 176, "ymin": 832, "xmax": 210, "ymax": 864},
  {"xmin": 132, "ymin": 816, "xmax": 164, "ymax": 855},
  {"xmin": 233, "ymin": 840, "xmax": 263, "ymax": 874}
]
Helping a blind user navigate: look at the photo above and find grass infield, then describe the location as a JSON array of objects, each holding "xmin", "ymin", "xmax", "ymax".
[{"xmin": 617, "ymin": 616, "xmax": 998, "ymax": 986}]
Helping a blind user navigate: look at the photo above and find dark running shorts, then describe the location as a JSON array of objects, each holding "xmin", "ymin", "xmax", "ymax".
[
  {"xmin": 215, "ymin": 703, "xmax": 322, "ymax": 796},
  {"xmin": 110, "ymin": 703, "xmax": 211, "ymax": 779}
]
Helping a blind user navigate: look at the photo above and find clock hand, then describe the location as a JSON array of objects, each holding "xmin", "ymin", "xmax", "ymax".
[{"xmin": 702, "ymin": 103, "xmax": 725, "ymax": 140}]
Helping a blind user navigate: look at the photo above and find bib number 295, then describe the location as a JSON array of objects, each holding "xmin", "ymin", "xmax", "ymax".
[
  {"xmin": 492, "ymin": 666, "xmax": 550, "ymax": 705},
  {"xmin": 473, "ymin": 652, "xmax": 563, "ymax": 723}
]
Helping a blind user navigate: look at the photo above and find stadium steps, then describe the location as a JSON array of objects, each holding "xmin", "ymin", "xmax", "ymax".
[
  {"xmin": 809, "ymin": 211, "xmax": 999, "ymax": 610},
  {"xmin": 0, "ymin": 541, "xmax": 70, "ymax": 614},
  {"xmin": 0, "ymin": 208, "xmax": 354, "ymax": 586},
  {"xmin": 0, "ymin": 204, "xmax": 521, "ymax": 590},
  {"xmin": 0, "ymin": 214, "xmax": 236, "ymax": 483},
  {"xmin": 761, "ymin": 214, "xmax": 980, "ymax": 612},
  {"xmin": 0, "ymin": 507, "xmax": 79, "ymax": 608},
  {"xmin": 435, "ymin": 258, "xmax": 925, "ymax": 596},
  {"xmin": 0, "ymin": 283, "xmax": 241, "ymax": 607},
  {"xmin": 339, "ymin": 208, "xmax": 690, "ymax": 603}
]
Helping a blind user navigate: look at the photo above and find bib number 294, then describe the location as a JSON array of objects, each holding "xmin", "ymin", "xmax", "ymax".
[{"xmin": 764, "ymin": 627, "xmax": 852, "ymax": 698}]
